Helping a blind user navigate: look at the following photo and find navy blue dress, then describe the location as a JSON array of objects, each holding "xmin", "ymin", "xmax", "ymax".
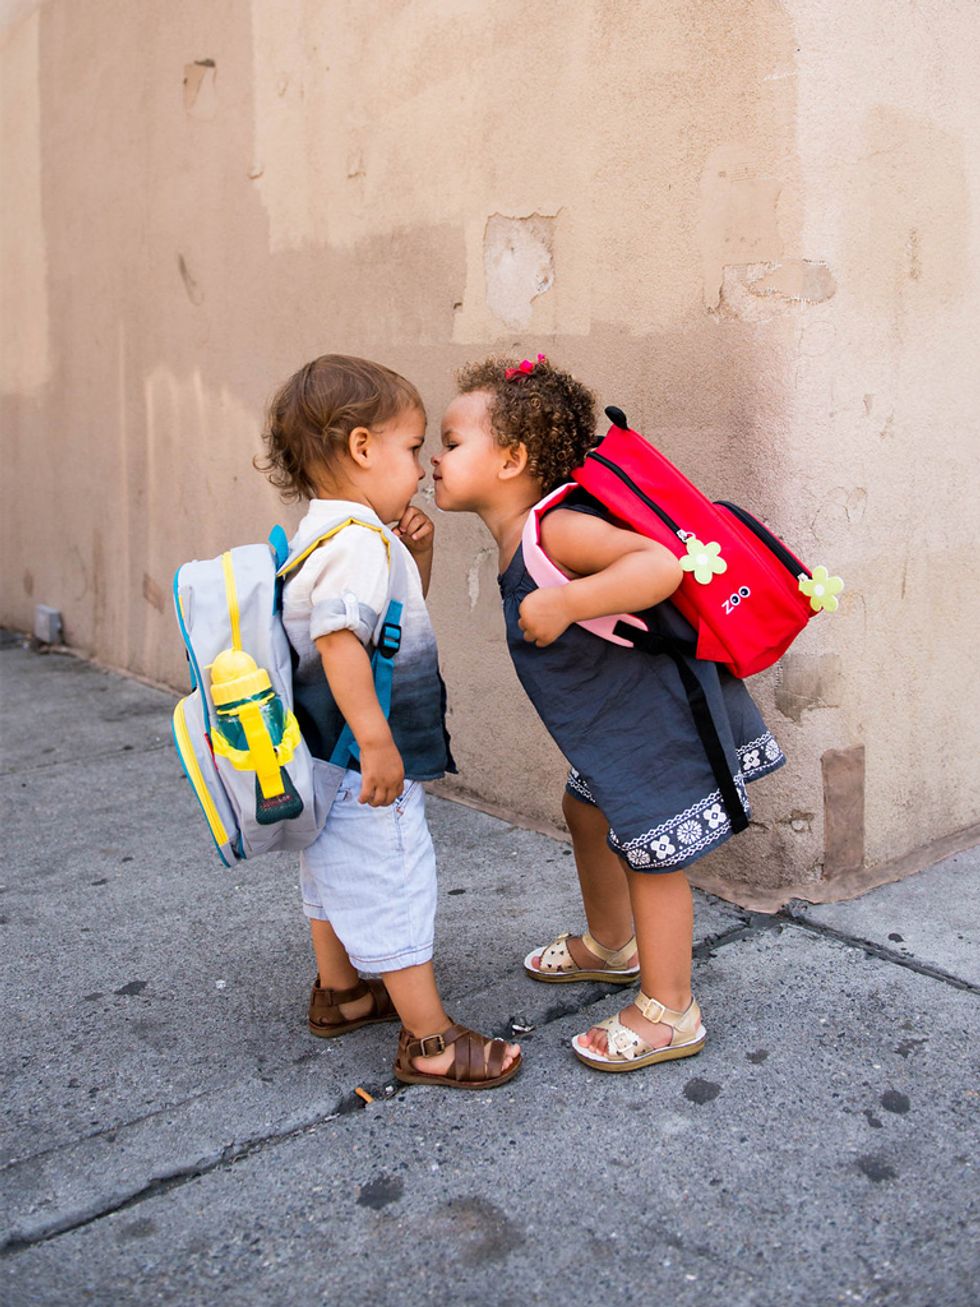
[{"xmin": 498, "ymin": 497, "xmax": 786, "ymax": 873}]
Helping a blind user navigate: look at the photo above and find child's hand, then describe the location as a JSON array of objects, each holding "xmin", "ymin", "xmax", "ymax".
[
  {"xmin": 358, "ymin": 739, "xmax": 405, "ymax": 807},
  {"xmin": 394, "ymin": 505, "xmax": 435, "ymax": 595},
  {"xmin": 518, "ymin": 588, "xmax": 573, "ymax": 647},
  {"xmin": 393, "ymin": 506, "xmax": 434, "ymax": 558}
]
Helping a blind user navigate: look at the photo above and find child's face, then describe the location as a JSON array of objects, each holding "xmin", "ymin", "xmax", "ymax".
[
  {"xmin": 369, "ymin": 406, "xmax": 427, "ymax": 522},
  {"xmin": 433, "ymin": 391, "xmax": 510, "ymax": 513}
]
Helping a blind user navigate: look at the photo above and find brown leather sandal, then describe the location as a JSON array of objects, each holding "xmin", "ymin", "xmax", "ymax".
[
  {"xmin": 308, "ymin": 976, "xmax": 397, "ymax": 1039},
  {"xmin": 393, "ymin": 1023, "xmax": 522, "ymax": 1090}
]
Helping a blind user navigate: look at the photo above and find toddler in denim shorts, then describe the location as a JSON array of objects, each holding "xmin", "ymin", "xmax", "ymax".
[{"xmin": 257, "ymin": 353, "xmax": 520, "ymax": 1090}]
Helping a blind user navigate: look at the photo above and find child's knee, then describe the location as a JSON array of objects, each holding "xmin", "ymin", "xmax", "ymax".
[{"xmin": 562, "ymin": 788, "xmax": 607, "ymax": 837}]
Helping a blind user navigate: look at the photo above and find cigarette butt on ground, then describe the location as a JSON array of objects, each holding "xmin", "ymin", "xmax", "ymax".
[{"xmin": 354, "ymin": 1087, "xmax": 374, "ymax": 1105}]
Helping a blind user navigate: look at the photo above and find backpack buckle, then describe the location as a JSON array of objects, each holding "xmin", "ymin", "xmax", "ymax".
[{"xmin": 377, "ymin": 621, "xmax": 402, "ymax": 659}]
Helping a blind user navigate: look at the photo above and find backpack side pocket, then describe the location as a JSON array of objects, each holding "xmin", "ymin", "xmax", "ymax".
[{"xmin": 172, "ymin": 693, "xmax": 241, "ymax": 866}]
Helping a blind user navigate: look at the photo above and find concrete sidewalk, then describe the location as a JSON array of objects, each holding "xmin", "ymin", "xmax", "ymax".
[{"xmin": 1, "ymin": 637, "xmax": 977, "ymax": 1306}]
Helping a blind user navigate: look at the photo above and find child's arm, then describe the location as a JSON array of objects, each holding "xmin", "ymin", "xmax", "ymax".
[
  {"xmin": 519, "ymin": 509, "xmax": 683, "ymax": 647},
  {"xmin": 393, "ymin": 505, "xmax": 434, "ymax": 597},
  {"xmin": 315, "ymin": 631, "xmax": 404, "ymax": 805}
]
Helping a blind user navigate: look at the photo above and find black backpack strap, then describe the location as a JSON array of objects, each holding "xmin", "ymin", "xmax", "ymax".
[
  {"xmin": 670, "ymin": 656, "xmax": 749, "ymax": 835},
  {"xmin": 613, "ymin": 621, "xmax": 749, "ymax": 835},
  {"xmin": 615, "ymin": 622, "xmax": 696, "ymax": 659}
]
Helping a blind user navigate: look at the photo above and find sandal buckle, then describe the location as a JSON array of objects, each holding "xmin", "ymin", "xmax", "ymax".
[{"xmin": 416, "ymin": 1033, "xmax": 446, "ymax": 1057}]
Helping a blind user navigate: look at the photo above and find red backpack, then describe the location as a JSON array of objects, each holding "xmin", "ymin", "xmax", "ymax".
[{"xmin": 522, "ymin": 406, "xmax": 842, "ymax": 678}]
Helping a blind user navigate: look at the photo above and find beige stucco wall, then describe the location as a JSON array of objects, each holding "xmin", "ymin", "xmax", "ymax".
[{"xmin": 3, "ymin": 0, "xmax": 978, "ymax": 904}]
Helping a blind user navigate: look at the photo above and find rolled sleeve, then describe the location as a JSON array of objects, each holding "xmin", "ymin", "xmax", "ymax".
[{"xmin": 310, "ymin": 593, "xmax": 380, "ymax": 645}]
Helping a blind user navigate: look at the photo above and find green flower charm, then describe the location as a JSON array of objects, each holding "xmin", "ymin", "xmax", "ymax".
[
  {"xmin": 799, "ymin": 565, "xmax": 844, "ymax": 613},
  {"xmin": 680, "ymin": 537, "xmax": 728, "ymax": 585}
]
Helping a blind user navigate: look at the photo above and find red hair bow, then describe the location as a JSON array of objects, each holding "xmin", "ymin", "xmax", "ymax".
[{"xmin": 505, "ymin": 353, "xmax": 548, "ymax": 381}]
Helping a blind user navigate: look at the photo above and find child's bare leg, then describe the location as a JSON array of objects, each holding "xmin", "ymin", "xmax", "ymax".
[
  {"xmin": 579, "ymin": 868, "xmax": 694, "ymax": 1053},
  {"xmin": 310, "ymin": 919, "xmax": 375, "ymax": 1021},
  {"xmin": 383, "ymin": 962, "xmax": 520, "ymax": 1075},
  {"xmin": 531, "ymin": 791, "xmax": 636, "ymax": 971}
]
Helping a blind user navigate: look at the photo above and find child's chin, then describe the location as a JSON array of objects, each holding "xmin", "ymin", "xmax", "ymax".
[{"xmin": 433, "ymin": 484, "xmax": 454, "ymax": 511}]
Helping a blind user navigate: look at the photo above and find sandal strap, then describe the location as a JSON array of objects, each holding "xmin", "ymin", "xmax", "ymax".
[
  {"xmin": 314, "ymin": 976, "xmax": 369, "ymax": 1006},
  {"xmin": 634, "ymin": 991, "xmax": 701, "ymax": 1044},
  {"xmin": 537, "ymin": 930, "xmax": 637, "ymax": 974},
  {"xmin": 593, "ymin": 1013, "xmax": 650, "ymax": 1059},
  {"xmin": 399, "ymin": 1023, "xmax": 509, "ymax": 1083},
  {"xmin": 401, "ymin": 1021, "xmax": 467, "ymax": 1060},
  {"xmin": 537, "ymin": 933, "xmax": 573, "ymax": 972},
  {"xmin": 581, "ymin": 930, "xmax": 637, "ymax": 968},
  {"xmin": 309, "ymin": 977, "xmax": 395, "ymax": 1027}
]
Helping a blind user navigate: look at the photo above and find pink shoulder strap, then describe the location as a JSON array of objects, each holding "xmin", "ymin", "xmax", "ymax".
[{"xmin": 520, "ymin": 485, "xmax": 647, "ymax": 647}]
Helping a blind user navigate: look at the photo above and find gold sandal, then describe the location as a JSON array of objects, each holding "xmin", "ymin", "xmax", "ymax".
[
  {"xmin": 524, "ymin": 930, "xmax": 639, "ymax": 984},
  {"xmin": 571, "ymin": 992, "xmax": 706, "ymax": 1071}
]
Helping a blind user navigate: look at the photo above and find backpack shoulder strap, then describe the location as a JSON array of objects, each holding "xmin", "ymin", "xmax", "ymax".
[
  {"xmin": 268, "ymin": 524, "xmax": 289, "ymax": 570},
  {"xmin": 521, "ymin": 485, "xmax": 649, "ymax": 648},
  {"xmin": 278, "ymin": 514, "xmax": 393, "ymax": 583},
  {"xmin": 279, "ymin": 513, "xmax": 406, "ymax": 772}
]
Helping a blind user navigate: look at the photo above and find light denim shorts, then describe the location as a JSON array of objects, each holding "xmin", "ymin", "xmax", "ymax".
[{"xmin": 299, "ymin": 769, "xmax": 436, "ymax": 973}]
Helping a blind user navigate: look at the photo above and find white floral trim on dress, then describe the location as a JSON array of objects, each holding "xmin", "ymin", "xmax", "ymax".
[
  {"xmin": 607, "ymin": 774, "xmax": 750, "ymax": 871},
  {"xmin": 738, "ymin": 731, "xmax": 785, "ymax": 780},
  {"xmin": 565, "ymin": 768, "xmax": 597, "ymax": 805}
]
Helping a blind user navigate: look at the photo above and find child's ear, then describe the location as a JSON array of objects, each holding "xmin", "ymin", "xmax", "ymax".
[
  {"xmin": 499, "ymin": 442, "xmax": 529, "ymax": 480},
  {"xmin": 347, "ymin": 426, "xmax": 372, "ymax": 467}
]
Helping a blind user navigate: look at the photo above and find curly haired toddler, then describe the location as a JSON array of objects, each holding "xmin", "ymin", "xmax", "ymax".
[{"xmin": 432, "ymin": 355, "xmax": 785, "ymax": 1071}]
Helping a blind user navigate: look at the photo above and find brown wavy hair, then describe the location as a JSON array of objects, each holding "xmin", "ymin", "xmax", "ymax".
[
  {"xmin": 255, "ymin": 354, "xmax": 425, "ymax": 502},
  {"xmin": 455, "ymin": 356, "xmax": 596, "ymax": 493}
]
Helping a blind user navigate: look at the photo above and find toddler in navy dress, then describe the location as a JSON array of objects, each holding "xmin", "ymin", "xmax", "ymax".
[{"xmin": 433, "ymin": 355, "xmax": 785, "ymax": 1072}]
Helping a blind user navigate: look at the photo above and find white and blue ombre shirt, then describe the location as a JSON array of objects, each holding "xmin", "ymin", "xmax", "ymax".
[{"xmin": 283, "ymin": 499, "xmax": 455, "ymax": 781}]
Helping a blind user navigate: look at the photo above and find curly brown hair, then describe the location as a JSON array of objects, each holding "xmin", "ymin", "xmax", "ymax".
[
  {"xmin": 255, "ymin": 354, "xmax": 425, "ymax": 502},
  {"xmin": 455, "ymin": 355, "xmax": 596, "ymax": 493}
]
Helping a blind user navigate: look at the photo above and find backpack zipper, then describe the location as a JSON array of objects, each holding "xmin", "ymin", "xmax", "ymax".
[
  {"xmin": 715, "ymin": 501, "xmax": 810, "ymax": 580},
  {"xmin": 172, "ymin": 698, "xmax": 232, "ymax": 859},
  {"xmin": 586, "ymin": 452, "xmax": 686, "ymax": 539},
  {"xmin": 173, "ymin": 571, "xmax": 210, "ymax": 733}
]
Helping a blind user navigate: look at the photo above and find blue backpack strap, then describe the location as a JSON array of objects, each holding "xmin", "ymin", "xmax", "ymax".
[
  {"xmin": 268, "ymin": 524, "xmax": 290, "ymax": 570},
  {"xmin": 328, "ymin": 599, "xmax": 403, "ymax": 769}
]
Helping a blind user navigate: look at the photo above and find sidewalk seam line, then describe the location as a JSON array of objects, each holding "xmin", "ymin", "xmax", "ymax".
[
  {"xmin": 0, "ymin": 1098, "xmax": 361, "ymax": 1256},
  {"xmin": 1, "ymin": 914, "xmax": 765, "ymax": 1256},
  {"xmin": 33, "ymin": 909, "xmax": 968, "ymax": 1256},
  {"xmin": 777, "ymin": 913, "xmax": 979, "ymax": 994}
]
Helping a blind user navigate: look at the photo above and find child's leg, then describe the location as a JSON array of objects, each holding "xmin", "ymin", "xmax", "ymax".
[
  {"xmin": 309, "ymin": 918, "xmax": 375, "ymax": 1022},
  {"xmin": 629, "ymin": 868, "xmax": 694, "ymax": 1011},
  {"xmin": 531, "ymin": 790, "xmax": 637, "ymax": 970},
  {"xmin": 578, "ymin": 867, "xmax": 694, "ymax": 1054},
  {"xmin": 381, "ymin": 961, "xmax": 448, "ymax": 1033},
  {"xmin": 565, "ymin": 791, "xmax": 635, "ymax": 945},
  {"xmin": 309, "ymin": 774, "xmax": 519, "ymax": 1077},
  {"xmin": 310, "ymin": 917, "xmax": 358, "ymax": 987}
]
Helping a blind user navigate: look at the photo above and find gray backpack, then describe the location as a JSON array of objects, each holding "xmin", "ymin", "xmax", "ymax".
[{"xmin": 172, "ymin": 519, "xmax": 402, "ymax": 865}]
